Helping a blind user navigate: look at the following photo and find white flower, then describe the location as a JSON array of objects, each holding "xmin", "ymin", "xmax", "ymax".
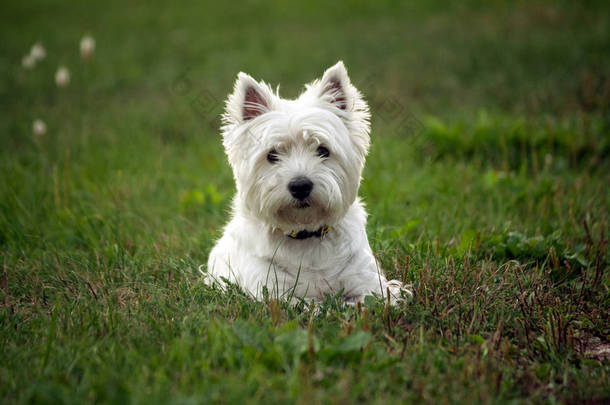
[
  {"xmin": 22, "ymin": 54, "xmax": 36, "ymax": 69},
  {"xmin": 80, "ymin": 35, "xmax": 95, "ymax": 60},
  {"xmin": 55, "ymin": 66, "xmax": 70, "ymax": 87},
  {"xmin": 33, "ymin": 119, "xmax": 47, "ymax": 136},
  {"xmin": 30, "ymin": 42, "xmax": 46, "ymax": 61}
]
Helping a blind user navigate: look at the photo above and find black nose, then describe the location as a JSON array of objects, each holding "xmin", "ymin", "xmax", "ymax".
[{"xmin": 288, "ymin": 177, "xmax": 313, "ymax": 200}]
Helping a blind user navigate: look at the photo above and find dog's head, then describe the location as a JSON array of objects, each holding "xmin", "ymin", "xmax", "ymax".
[{"xmin": 221, "ymin": 61, "xmax": 370, "ymax": 233}]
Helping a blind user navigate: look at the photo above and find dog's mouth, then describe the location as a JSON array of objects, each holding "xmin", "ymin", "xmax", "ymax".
[{"xmin": 295, "ymin": 201, "xmax": 310, "ymax": 209}]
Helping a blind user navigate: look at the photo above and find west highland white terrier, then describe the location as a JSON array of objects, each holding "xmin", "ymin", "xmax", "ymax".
[{"xmin": 206, "ymin": 61, "xmax": 413, "ymax": 305}]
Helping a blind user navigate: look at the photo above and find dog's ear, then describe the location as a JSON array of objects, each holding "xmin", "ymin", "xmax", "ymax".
[
  {"xmin": 223, "ymin": 72, "xmax": 273, "ymax": 127},
  {"xmin": 317, "ymin": 61, "xmax": 364, "ymax": 113},
  {"xmin": 318, "ymin": 62, "xmax": 349, "ymax": 110}
]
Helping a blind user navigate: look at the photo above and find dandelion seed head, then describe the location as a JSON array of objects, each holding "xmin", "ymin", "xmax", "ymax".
[
  {"xmin": 55, "ymin": 66, "xmax": 70, "ymax": 87},
  {"xmin": 80, "ymin": 35, "xmax": 95, "ymax": 60},
  {"xmin": 33, "ymin": 119, "xmax": 47, "ymax": 136},
  {"xmin": 30, "ymin": 42, "xmax": 46, "ymax": 61}
]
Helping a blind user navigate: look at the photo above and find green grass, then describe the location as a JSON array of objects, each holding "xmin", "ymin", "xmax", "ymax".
[{"xmin": 1, "ymin": 0, "xmax": 609, "ymax": 403}]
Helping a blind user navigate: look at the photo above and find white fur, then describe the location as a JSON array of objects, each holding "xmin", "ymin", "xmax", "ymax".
[{"xmin": 206, "ymin": 61, "xmax": 412, "ymax": 304}]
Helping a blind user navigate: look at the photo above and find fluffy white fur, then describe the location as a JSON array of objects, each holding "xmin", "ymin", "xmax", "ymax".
[{"xmin": 206, "ymin": 61, "xmax": 412, "ymax": 304}]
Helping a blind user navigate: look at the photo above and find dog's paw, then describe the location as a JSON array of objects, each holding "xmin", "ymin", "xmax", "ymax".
[{"xmin": 385, "ymin": 279, "xmax": 414, "ymax": 305}]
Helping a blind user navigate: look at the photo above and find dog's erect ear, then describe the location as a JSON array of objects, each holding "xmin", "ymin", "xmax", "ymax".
[
  {"xmin": 317, "ymin": 61, "xmax": 361, "ymax": 111},
  {"xmin": 319, "ymin": 62, "xmax": 349, "ymax": 110},
  {"xmin": 223, "ymin": 72, "xmax": 273, "ymax": 127}
]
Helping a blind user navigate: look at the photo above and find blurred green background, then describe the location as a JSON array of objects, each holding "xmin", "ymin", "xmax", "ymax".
[{"xmin": 1, "ymin": 0, "xmax": 609, "ymax": 403}]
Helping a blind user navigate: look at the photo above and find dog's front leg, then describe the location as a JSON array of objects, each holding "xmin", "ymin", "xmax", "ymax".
[{"xmin": 340, "ymin": 256, "xmax": 413, "ymax": 305}]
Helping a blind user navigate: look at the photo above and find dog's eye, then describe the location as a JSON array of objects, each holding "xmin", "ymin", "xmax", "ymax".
[
  {"xmin": 316, "ymin": 146, "xmax": 330, "ymax": 158},
  {"xmin": 267, "ymin": 149, "xmax": 279, "ymax": 163}
]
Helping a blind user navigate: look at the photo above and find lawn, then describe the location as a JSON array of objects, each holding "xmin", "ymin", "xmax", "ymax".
[{"xmin": 1, "ymin": 0, "xmax": 609, "ymax": 403}]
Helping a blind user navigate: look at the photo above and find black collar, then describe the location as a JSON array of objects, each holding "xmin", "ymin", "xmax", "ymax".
[{"xmin": 287, "ymin": 225, "xmax": 331, "ymax": 240}]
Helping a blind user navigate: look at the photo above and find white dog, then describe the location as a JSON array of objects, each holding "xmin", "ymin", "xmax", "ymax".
[{"xmin": 206, "ymin": 61, "xmax": 412, "ymax": 305}]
